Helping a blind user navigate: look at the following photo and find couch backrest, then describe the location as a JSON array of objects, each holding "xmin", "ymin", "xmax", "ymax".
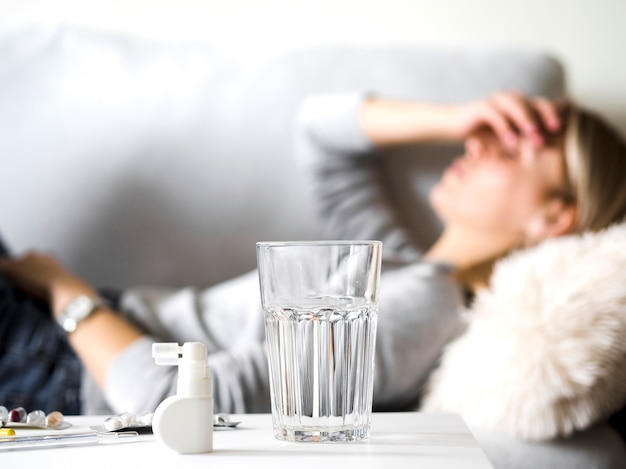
[{"xmin": 0, "ymin": 25, "xmax": 565, "ymax": 288}]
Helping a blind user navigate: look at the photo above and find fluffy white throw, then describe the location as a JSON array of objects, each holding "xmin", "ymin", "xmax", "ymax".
[{"xmin": 421, "ymin": 222, "xmax": 626, "ymax": 441}]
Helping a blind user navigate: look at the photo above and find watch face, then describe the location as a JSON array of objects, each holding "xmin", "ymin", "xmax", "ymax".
[
  {"xmin": 58, "ymin": 295, "xmax": 102, "ymax": 333},
  {"xmin": 66, "ymin": 295, "xmax": 94, "ymax": 320}
]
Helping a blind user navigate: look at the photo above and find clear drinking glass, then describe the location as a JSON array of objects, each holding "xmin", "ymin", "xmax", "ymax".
[{"xmin": 256, "ymin": 240, "xmax": 382, "ymax": 442}]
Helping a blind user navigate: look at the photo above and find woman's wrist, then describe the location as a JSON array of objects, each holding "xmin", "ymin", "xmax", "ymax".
[
  {"xmin": 50, "ymin": 276, "xmax": 100, "ymax": 318},
  {"xmin": 360, "ymin": 98, "xmax": 467, "ymax": 146}
]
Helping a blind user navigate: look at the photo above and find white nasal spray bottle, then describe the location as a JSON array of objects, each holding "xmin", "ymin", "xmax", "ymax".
[{"xmin": 151, "ymin": 342, "xmax": 213, "ymax": 454}]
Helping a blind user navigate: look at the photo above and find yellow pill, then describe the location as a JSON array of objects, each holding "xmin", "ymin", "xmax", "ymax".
[{"xmin": 0, "ymin": 428, "xmax": 16, "ymax": 436}]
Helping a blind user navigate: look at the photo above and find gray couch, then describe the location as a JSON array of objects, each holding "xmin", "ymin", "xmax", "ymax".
[{"xmin": 0, "ymin": 25, "xmax": 624, "ymax": 468}]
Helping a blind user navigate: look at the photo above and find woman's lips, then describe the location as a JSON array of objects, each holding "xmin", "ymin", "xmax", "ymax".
[{"xmin": 445, "ymin": 157, "xmax": 467, "ymax": 178}]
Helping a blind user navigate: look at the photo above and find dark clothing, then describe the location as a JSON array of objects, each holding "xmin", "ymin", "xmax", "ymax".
[{"xmin": 0, "ymin": 270, "xmax": 82, "ymax": 414}]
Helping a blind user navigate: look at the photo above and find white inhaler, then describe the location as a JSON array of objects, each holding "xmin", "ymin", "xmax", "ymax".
[{"xmin": 151, "ymin": 342, "xmax": 213, "ymax": 454}]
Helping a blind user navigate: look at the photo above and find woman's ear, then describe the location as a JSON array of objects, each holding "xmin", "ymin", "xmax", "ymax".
[{"xmin": 523, "ymin": 199, "xmax": 577, "ymax": 244}]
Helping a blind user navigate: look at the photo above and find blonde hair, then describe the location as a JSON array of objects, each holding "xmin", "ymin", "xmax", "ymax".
[{"xmin": 564, "ymin": 107, "xmax": 626, "ymax": 232}]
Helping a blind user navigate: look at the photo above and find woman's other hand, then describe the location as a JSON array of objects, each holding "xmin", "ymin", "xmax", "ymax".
[
  {"xmin": 0, "ymin": 252, "xmax": 99, "ymax": 316},
  {"xmin": 1, "ymin": 251, "xmax": 142, "ymax": 388}
]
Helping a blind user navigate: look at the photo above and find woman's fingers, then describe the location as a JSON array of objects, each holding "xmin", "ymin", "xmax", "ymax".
[
  {"xmin": 0, "ymin": 251, "xmax": 67, "ymax": 299},
  {"xmin": 532, "ymin": 96, "xmax": 568, "ymax": 132},
  {"xmin": 491, "ymin": 91, "xmax": 545, "ymax": 147},
  {"xmin": 475, "ymin": 99, "xmax": 519, "ymax": 148},
  {"xmin": 485, "ymin": 91, "xmax": 564, "ymax": 148}
]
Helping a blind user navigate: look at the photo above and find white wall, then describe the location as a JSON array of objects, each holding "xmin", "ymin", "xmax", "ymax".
[{"xmin": 1, "ymin": 0, "xmax": 625, "ymax": 134}]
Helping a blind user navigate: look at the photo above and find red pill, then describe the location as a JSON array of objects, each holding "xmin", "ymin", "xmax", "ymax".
[{"xmin": 8, "ymin": 407, "xmax": 26, "ymax": 423}]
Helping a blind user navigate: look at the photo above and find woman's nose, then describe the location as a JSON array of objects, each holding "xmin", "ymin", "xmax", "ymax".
[{"xmin": 464, "ymin": 134, "xmax": 484, "ymax": 161}]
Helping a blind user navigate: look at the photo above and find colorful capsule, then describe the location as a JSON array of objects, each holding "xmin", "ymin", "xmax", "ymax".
[
  {"xmin": 45, "ymin": 411, "xmax": 64, "ymax": 429},
  {"xmin": 8, "ymin": 407, "xmax": 26, "ymax": 423}
]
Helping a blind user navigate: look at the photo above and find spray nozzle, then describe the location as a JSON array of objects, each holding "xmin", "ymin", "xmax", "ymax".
[
  {"xmin": 153, "ymin": 342, "xmax": 208, "ymax": 365},
  {"xmin": 152, "ymin": 343, "xmax": 183, "ymax": 365},
  {"xmin": 152, "ymin": 342, "xmax": 211, "ymax": 398}
]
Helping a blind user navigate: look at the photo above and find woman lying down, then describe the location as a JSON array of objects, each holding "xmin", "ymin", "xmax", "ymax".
[{"xmin": 1, "ymin": 90, "xmax": 625, "ymax": 441}]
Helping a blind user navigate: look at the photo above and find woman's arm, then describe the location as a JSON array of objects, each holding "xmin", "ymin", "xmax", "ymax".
[
  {"xmin": 294, "ymin": 93, "xmax": 423, "ymax": 260},
  {"xmin": 0, "ymin": 253, "xmax": 142, "ymax": 388},
  {"xmin": 360, "ymin": 91, "xmax": 564, "ymax": 148},
  {"xmin": 0, "ymin": 253, "xmax": 272, "ymax": 415}
]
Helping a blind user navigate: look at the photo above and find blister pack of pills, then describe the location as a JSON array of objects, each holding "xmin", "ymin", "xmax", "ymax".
[
  {"xmin": 91, "ymin": 412, "xmax": 240, "ymax": 433},
  {"xmin": 0, "ymin": 406, "xmax": 70, "ymax": 431}
]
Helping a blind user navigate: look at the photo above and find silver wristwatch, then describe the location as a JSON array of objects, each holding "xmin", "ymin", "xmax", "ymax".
[{"xmin": 56, "ymin": 295, "xmax": 107, "ymax": 334}]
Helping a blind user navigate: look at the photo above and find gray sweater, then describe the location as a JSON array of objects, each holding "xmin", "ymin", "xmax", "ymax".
[{"xmin": 89, "ymin": 93, "xmax": 464, "ymax": 415}]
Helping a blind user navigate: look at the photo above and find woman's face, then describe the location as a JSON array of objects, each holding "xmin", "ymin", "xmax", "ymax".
[{"xmin": 429, "ymin": 129, "xmax": 567, "ymax": 245}]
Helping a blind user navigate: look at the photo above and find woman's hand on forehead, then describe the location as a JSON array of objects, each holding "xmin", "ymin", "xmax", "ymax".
[{"xmin": 453, "ymin": 91, "xmax": 568, "ymax": 150}]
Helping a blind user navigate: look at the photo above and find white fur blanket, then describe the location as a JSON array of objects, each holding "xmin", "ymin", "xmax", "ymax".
[{"xmin": 421, "ymin": 222, "xmax": 626, "ymax": 441}]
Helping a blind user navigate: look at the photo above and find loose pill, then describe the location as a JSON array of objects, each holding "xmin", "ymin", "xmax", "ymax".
[
  {"xmin": 45, "ymin": 411, "xmax": 64, "ymax": 429},
  {"xmin": 27, "ymin": 410, "xmax": 46, "ymax": 427},
  {"xmin": 103, "ymin": 416, "xmax": 124, "ymax": 431},
  {"xmin": 8, "ymin": 407, "xmax": 26, "ymax": 423}
]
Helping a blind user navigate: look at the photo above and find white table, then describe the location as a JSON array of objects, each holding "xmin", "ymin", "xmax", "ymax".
[{"xmin": 1, "ymin": 412, "xmax": 494, "ymax": 468}]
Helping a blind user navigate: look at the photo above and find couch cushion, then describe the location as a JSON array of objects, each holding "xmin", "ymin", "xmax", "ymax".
[{"xmin": 0, "ymin": 25, "xmax": 565, "ymax": 288}]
